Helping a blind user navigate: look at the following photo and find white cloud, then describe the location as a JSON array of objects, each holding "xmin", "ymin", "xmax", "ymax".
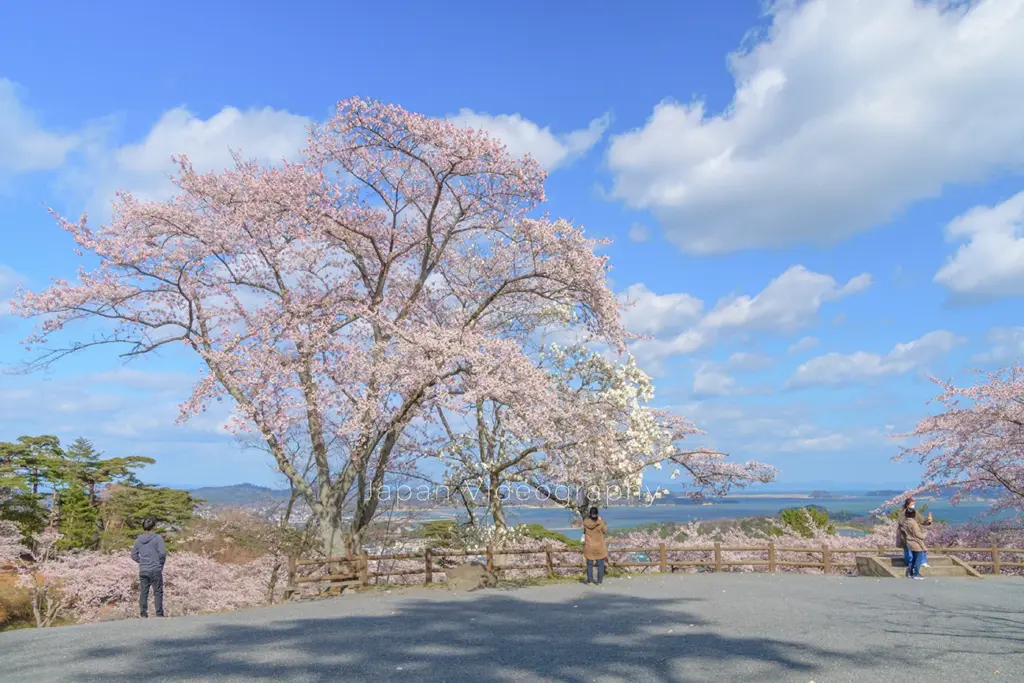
[
  {"xmin": 669, "ymin": 399, "xmax": 877, "ymax": 454},
  {"xmin": 972, "ymin": 326, "xmax": 1024, "ymax": 364},
  {"xmin": 0, "ymin": 79, "xmax": 91, "ymax": 175},
  {"xmin": 627, "ymin": 265, "xmax": 869, "ymax": 370},
  {"xmin": 628, "ymin": 223, "xmax": 650, "ymax": 242},
  {"xmin": 606, "ymin": 0, "xmax": 1024, "ymax": 254},
  {"xmin": 775, "ymin": 432, "xmax": 855, "ymax": 453},
  {"xmin": 934, "ymin": 191, "xmax": 1024, "ymax": 300},
  {"xmin": 88, "ymin": 368, "xmax": 201, "ymax": 394},
  {"xmin": 621, "ymin": 283, "xmax": 703, "ymax": 335},
  {"xmin": 449, "ymin": 109, "xmax": 610, "ymax": 170},
  {"xmin": 692, "ymin": 365, "xmax": 741, "ymax": 398},
  {"xmin": 721, "ymin": 351, "xmax": 774, "ymax": 372},
  {"xmin": 67, "ymin": 105, "xmax": 312, "ymax": 216},
  {"xmin": 0, "ymin": 264, "xmax": 27, "ymax": 317},
  {"xmin": 700, "ymin": 266, "xmax": 870, "ymax": 334},
  {"xmin": 787, "ymin": 330, "xmax": 964, "ymax": 387},
  {"xmin": 629, "ymin": 329, "xmax": 711, "ymax": 374},
  {"xmin": 0, "ymin": 372, "xmax": 236, "ymax": 442},
  {"xmin": 691, "ymin": 352, "xmax": 774, "ymax": 398},
  {"xmin": 787, "ymin": 336, "xmax": 819, "ymax": 354}
]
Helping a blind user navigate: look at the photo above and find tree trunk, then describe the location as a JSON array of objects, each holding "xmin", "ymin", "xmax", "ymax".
[
  {"xmin": 266, "ymin": 559, "xmax": 282, "ymax": 604},
  {"xmin": 319, "ymin": 515, "xmax": 346, "ymax": 560},
  {"xmin": 488, "ymin": 474, "xmax": 508, "ymax": 529}
]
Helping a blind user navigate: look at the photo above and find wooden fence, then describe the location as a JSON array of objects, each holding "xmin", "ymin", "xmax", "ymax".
[{"xmin": 284, "ymin": 543, "xmax": 1024, "ymax": 597}]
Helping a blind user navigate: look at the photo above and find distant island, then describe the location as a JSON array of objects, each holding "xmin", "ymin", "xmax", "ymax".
[{"xmin": 189, "ymin": 483, "xmax": 291, "ymax": 505}]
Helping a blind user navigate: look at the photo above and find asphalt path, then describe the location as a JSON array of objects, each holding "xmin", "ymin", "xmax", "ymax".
[{"xmin": 1, "ymin": 573, "xmax": 1021, "ymax": 682}]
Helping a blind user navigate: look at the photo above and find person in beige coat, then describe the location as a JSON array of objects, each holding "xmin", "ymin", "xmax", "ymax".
[
  {"xmin": 583, "ymin": 507, "xmax": 609, "ymax": 585},
  {"xmin": 897, "ymin": 497, "xmax": 933, "ymax": 574},
  {"xmin": 902, "ymin": 508, "xmax": 928, "ymax": 579}
]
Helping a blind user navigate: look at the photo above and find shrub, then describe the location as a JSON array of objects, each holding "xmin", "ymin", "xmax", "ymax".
[{"xmin": 778, "ymin": 506, "xmax": 835, "ymax": 538}]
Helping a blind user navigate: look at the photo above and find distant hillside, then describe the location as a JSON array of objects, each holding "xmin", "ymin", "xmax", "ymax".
[{"xmin": 188, "ymin": 483, "xmax": 291, "ymax": 506}]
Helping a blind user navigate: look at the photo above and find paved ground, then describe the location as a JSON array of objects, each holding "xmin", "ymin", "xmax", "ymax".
[{"xmin": 1, "ymin": 573, "xmax": 1021, "ymax": 682}]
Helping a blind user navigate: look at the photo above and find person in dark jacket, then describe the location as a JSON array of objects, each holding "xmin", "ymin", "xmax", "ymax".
[{"xmin": 131, "ymin": 516, "xmax": 167, "ymax": 617}]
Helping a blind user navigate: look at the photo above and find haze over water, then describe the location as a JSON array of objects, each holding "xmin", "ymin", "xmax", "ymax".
[{"xmin": 420, "ymin": 494, "xmax": 1014, "ymax": 533}]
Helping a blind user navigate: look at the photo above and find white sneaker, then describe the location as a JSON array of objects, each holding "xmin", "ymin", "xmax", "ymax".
[
  {"xmin": 922, "ymin": 563, "xmax": 930, "ymax": 567},
  {"xmin": 912, "ymin": 576, "xmax": 925, "ymax": 580}
]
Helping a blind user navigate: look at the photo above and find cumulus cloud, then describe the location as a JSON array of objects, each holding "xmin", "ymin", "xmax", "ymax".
[
  {"xmin": 620, "ymin": 283, "xmax": 703, "ymax": 336},
  {"xmin": 87, "ymin": 368, "xmax": 201, "ymax": 394},
  {"xmin": 787, "ymin": 330, "xmax": 964, "ymax": 387},
  {"xmin": 700, "ymin": 267, "xmax": 870, "ymax": 333},
  {"xmin": 691, "ymin": 365, "xmax": 742, "ymax": 398},
  {"xmin": 933, "ymin": 191, "xmax": 1024, "ymax": 300},
  {"xmin": 0, "ymin": 372, "xmax": 236, "ymax": 441},
  {"xmin": 628, "ymin": 223, "xmax": 650, "ymax": 242},
  {"xmin": 0, "ymin": 79, "xmax": 92, "ymax": 175},
  {"xmin": 629, "ymin": 265, "xmax": 870, "ymax": 370},
  {"xmin": 670, "ymin": 399, "xmax": 875, "ymax": 454},
  {"xmin": 787, "ymin": 336, "xmax": 819, "ymax": 354},
  {"xmin": 1, "ymin": 78, "xmax": 310, "ymax": 215},
  {"xmin": 449, "ymin": 109, "xmax": 610, "ymax": 170},
  {"xmin": 720, "ymin": 351, "xmax": 775, "ymax": 372},
  {"xmin": 0, "ymin": 264, "xmax": 27, "ymax": 318},
  {"xmin": 67, "ymin": 105, "xmax": 312, "ymax": 216},
  {"xmin": 774, "ymin": 432, "xmax": 855, "ymax": 453},
  {"xmin": 606, "ymin": 0, "xmax": 1024, "ymax": 253},
  {"xmin": 972, "ymin": 326, "xmax": 1024, "ymax": 364},
  {"xmin": 691, "ymin": 352, "xmax": 774, "ymax": 397}
]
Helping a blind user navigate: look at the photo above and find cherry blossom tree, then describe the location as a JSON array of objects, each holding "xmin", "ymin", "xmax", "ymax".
[
  {"xmin": 435, "ymin": 344, "xmax": 776, "ymax": 526},
  {"xmin": 884, "ymin": 364, "xmax": 1024, "ymax": 516},
  {"xmin": 12, "ymin": 98, "xmax": 626, "ymax": 558},
  {"xmin": 0, "ymin": 520, "xmax": 26, "ymax": 563}
]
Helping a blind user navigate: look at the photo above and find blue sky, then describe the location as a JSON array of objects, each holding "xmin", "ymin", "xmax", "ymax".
[{"xmin": 1, "ymin": 0, "xmax": 1023, "ymax": 491}]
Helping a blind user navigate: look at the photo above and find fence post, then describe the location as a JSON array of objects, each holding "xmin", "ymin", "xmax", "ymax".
[
  {"xmin": 714, "ymin": 542, "xmax": 722, "ymax": 572},
  {"xmin": 424, "ymin": 547, "xmax": 433, "ymax": 585},
  {"xmin": 545, "ymin": 547, "xmax": 555, "ymax": 578},
  {"xmin": 992, "ymin": 547, "xmax": 1001, "ymax": 575},
  {"xmin": 768, "ymin": 542, "xmax": 776, "ymax": 572},
  {"xmin": 486, "ymin": 544, "xmax": 494, "ymax": 573},
  {"xmin": 284, "ymin": 555, "xmax": 297, "ymax": 601},
  {"xmin": 658, "ymin": 543, "xmax": 667, "ymax": 573},
  {"xmin": 822, "ymin": 546, "xmax": 831, "ymax": 574}
]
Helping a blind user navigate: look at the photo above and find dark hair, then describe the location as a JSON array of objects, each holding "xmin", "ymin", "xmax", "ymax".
[
  {"xmin": 902, "ymin": 498, "xmax": 914, "ymax": 510},
  {"xmin": 142, "ymin": 516, "xmax": 157, "ymax": 531},
  {"xmin": 588, "ymin": 507, "xmax": 599, "ymax": 519},
  {"xmin": 905, "ymin": 508, "xmax": 917, "ymax": 519}
]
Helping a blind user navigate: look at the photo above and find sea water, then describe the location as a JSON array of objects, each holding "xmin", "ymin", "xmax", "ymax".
[{"xmin": 415, "ymin": 494, "xmax": 1017, "ymax": 534}]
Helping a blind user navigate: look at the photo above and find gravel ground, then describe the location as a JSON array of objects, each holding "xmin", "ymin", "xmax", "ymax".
[{"xmin": 1, "ymin": 573, "xmax": 1021, "ymax": 682}]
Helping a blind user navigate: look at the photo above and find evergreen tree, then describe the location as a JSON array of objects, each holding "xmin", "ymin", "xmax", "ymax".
[
  {"xmin": 64, "ymin": 437, "xmax": 154, "ymax": 507},
  {"xmin": 0, "ymin": 437, "xmax": 58, "ymax": 534},
  {"xmin": 56, "ymin": 484, "xmax": 99, "ymax": 550},
  {"xmin": 99, "ymin": 484, "xmax": 198, "ymax": 548}
]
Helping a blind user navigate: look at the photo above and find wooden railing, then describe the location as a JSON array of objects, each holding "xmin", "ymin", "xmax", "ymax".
[{"xmin": 285, "ymin": 543, "xmax": 1024, "ymax": 597}]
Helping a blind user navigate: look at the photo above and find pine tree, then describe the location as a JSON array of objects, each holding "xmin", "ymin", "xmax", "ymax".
[
  {"xmin": 56, "ymin": 485, "xmax": 99, "ymax": 550},
  {"xmin": 99, "ymin": 484, "xmax": 197, "ymax": 548},
  {"xmin": 65, "ymin": 437, "xmax": 154, "ymax": 507}
]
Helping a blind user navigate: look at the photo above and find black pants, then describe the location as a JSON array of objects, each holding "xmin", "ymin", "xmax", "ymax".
[{"xmin": 139, "ymin": 569, "xmax": 164, "ymax": 617}]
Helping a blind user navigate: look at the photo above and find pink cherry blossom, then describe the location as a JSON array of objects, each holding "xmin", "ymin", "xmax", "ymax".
[
  {"xmin": 883, "ymin": 364, "xmax": 1024, "ymax": 515},
  {"xmin": 12, "ymin": 97, "xmax": 626, "ymax": 557}
]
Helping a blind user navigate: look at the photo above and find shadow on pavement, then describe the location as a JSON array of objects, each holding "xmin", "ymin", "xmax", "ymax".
[{"xmin": 25, "ymin": 590, "xmax": 910, "ymax": 683}]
